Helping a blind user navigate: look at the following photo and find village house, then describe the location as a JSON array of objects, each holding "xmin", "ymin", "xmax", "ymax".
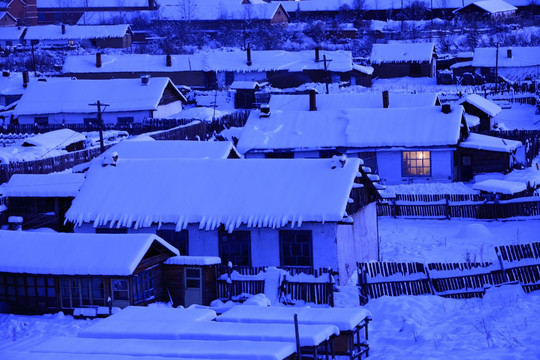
[
  {"xmin": 3, "ymin": 173, "xmax": 85, "ymax": 231},
  {"xmin": 0, "ymin": 231, "xmax": 178, "ymax": 314},
  {"xmin": 13, "ymin": 77, "xmax": 187, "ymax": 126},
  {"xmin": 65, "ymin": 158, "xmax": 380, "ymax": 285},
  {"xmin": 0, "ymin": 26, "xmax": 25, "ymax": 50},
  {"xmin": 472, "ymin": 46, "xmax": 540, "ymax": 83},
  {"xmin": 459, "ymin": 93, "xmax": 502, "ymax": 132},
  {"xmin": 0, "ymin": 0, "xmax": 37, "ymax": 25},
  {"xmin": 0, "ymin": 10, "xmax": 16, "ymax": 26},
  {"xmin": 62, "ymin": 49, "xmax": 357, "ymax": 89},
  {"xmin": 370, "ymin": 42, "xmax": 437, "ymax": 78},
  {"xmin": 453, "ymin": 0, "xmax": 517, "ymax": 21},
  {"xmin": 23, "ymin": 24, "xmax": 133, "ymax": 49}
]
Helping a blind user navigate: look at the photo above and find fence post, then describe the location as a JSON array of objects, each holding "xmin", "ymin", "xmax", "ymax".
[
  {"xmin": 496, "ymin": 249, "xmax": 508, "ymax": 283},
  {"xmin": 445, "ymin": 195, "xmax": 450, "ymax": 219},
  {"xmin": 357, "ymin": 267, "xmax": 368, "ymax": 306},
  {"xmin": 328, "ymin": 268, "xmax": 335, "ymax": 307}
]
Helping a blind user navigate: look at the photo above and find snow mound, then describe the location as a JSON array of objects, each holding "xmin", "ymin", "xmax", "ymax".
[
  {"xmin": 243, "ymin": 294, "xmax": 271, "ymax": 307},
  {"xmin": 455, "ymin": 223, "xmax": 492, "ymax": 239}
]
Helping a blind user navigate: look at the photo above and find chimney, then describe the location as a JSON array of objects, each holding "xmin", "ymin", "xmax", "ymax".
[
  {"xmin": 141, "ymin": 75, "xmax": 150, "ymax": 85},
  {"xmin": 442, "ymin": 104, "xmax": 451, "ymax": 114},
  {"xmin": 507, "ymin": 48, "xmax": 512, "ymax": 58},
  {"xmin": 166, "ymin": 53, "xmax": 172, "ymax": 67},
  {"xmin": 309, "ymin": 89, "xmax": 317, "ymax": 111},
  {"xmin": 96, "ymin": 52, "xmax": 102, "ymax": 68},
  {"xmin": 246, "ymin": 43, "xmax": 252, "ymax": 66},
  {"xmin": 61, "ymin": 23, "xmax": 66, "ymax": 34},
  {"xmin": 22, "ymin": 70, "xmax": 29, "ymax": 88},
  {"xmin": 382, "ymin": 90, "xmax": 389, "ymax": 108},
  {"xmin": 315, "ymin": 47, "xmax": 320, "ymax": 62}
]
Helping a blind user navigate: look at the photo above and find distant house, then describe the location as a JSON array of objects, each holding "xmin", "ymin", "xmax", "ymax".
[
  {"xmin": 453, "ymin": 0, "xmax": 517, "ymax": 21},
  {"xmin": 13, "ymin": 77, "xmax": 187, "ymax": 126},
  {"xmin": 0, "ymin": 11, "xmax": 16, "ymax": 26},
  {"xmin": 4, "ymin": 173, "xmax": 85, "ymax": 231},
  {"xmin": 231, "ymin": 81, "xmax": 260, "ymax": 109},
  {"xmin": 371, "ymin": 43, "xmax": 436, "ymax": 78},
  {"xmin": 0, "ymin": 26, "xmax": 25, "ymax": 49},
  {"xmin": 0, "ymin": 0, "xmax": 37, "ymax": 25},
  {"xmin": 472, "ymin": 46, "xmax": 540, "ymax": 82},
  {"xmin": 65, "ymin": 158, "xmax": 380, "ymax": 284},
  {"xmin": 62, "ymin": 49, "xmax": 357, "ymax": 89},
  {"xmin": 0, "ymin": 231, "xmax": 178, "ymax": 314},
  {"xmin": 459, "ymin": 94, "xmax": 502, "ymax": 131},
  {"xmin": 23, "ymin": 24, "xmax": 133, "ymax": 49}
]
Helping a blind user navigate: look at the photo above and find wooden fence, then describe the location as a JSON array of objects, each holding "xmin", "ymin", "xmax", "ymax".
[
  {"xmin": 480, "ymin": 129, "xmax": 540, "ymax": 167},
  {"xmin": 215, "ymin": 266, "xmax": 335, "ymax": 305},
  {"xmin": 357, "ymin": 241, "xmax": 540, "ymax": 304}
]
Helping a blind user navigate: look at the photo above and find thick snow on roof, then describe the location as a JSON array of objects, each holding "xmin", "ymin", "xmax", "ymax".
[
  {"xmin": 24, "ymin": 24, "xmax": 130, "ymax": 41},
  {"xmin": 0, "ymin": 231, "xmax": 178, "ymax": 275},
  {"xmin": 0, "ymin": 74, "xmax": 73, "ymax": 96},
  {"xmin": 77, "ymin": 10, "xmax": 156, "ymax": 25},
  {"xmin": 65, "ymin": 158, "xmax": 360, "ymax": 231},
  {"xmin": 231, "ymin": 81, "xmax": 260, "ymax": 89},
  {"xmin": 473, "ymin": 179, "xmax": 527, "ymax": 194},
  {"xmin": 164, "ymin": 256, "xmax": 222, "ymax": 265},
  {"xmin": 159, "ymin": 0, "xmax": 284, "ymax": 21},
  {"xmin": 459, "ymin": 133, "xmax": 522, "ymax": 153},
  {"xmin": 371, "ymin": 43, "xmax": 435, "ymax": 64},
  {"xmin": 472, "ymin": 46, "xmax": 540, "ymax": 68},
  {"xmin": 460, "ymin": 94, "xmax": 502, "ymax": 117},
  {"xmin": 217, "ymin": 305, "xmax": 371, "ymax": 332},
  {"xmin": 5, "ymin": 173, "xmax": 85, "ymax": 197},
  {"xmin": 237, "ymin": 106, "xmax": 463, "ymax": 153},
  {"xmin": 0, "ymin": 26, "xmax": 25, "ymax": 40},
  {"xmin": 63, "ymin": 50, "xmax": 352, "ymax": 74},
  {"xmin": 464, "ymin": 112, "xmax": 481, "ymax": 127},
  {"xmin": 455, "ymin": 0, "xmax": 517, "ymax": 13},
  {"xmin": 23, "ymin": 129, "xmax": 86, "ymax": 149},
  {"xmin": 104, "ymin": 306, "xmax": 216, "ymax": 323},
  {"xmin": 37, "ymin": 0, "xmax": 149, "ymax": 8},
  {"xmin": 102, "ymin": 140, "xmax": 235, "ymax": 160},
  {"xmin": 14, "ymin": 78, "xmax": 176, "ymax": 116},
  {"xmin": 268, "ymin": 92, "xmax": 439, "ymax": 111}
]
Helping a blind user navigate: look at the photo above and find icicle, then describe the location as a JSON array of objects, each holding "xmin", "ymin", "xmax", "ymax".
[{"xmin": 247, "ymin": 216, "xmax": 254, "ymax": 227}]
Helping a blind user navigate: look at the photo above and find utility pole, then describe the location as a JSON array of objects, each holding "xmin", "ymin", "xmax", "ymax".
[
  {"xmin": 323, "ymin": 55, "xmax": 332, "ymax": 94},
  {"xmin": 30, "ymin": 40, "xmax": 38, "ymax": 77},
  {"xmin": 495, "ymin": 42, "xmax": 499, "ymax": 93},
  {"xmin": 89, "ymin": 100, "xmax": 109, "ymax": 153}
]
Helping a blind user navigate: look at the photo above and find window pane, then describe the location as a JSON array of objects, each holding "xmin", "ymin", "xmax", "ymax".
[
  {"xmin": 219, "ymin": 231, "xmax": 251, "ymax": 266},
  {"xmin": 279, "ymin": 230, "xmax": 313, "ymax": 267}
]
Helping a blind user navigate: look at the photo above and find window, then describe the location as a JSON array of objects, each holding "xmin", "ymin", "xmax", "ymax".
[
  {"xmin": 279, "ymin": 230, "xmax": 313, "ymax": 267},
  {"xmin": 132, "ymin": 268, "xmax": 155, "ymax": 303},
  {"xmin": 402, "ymin": 151, "xmax": 431, "ymax": 176},
  {"xmin": 117, "ymin": 117, "xmax": 134, "ymax": 125},
  {"xmin": 34, "ymin": 117, "xmax": 49, "ymax": 127},
  {"xmin": 60, "ymin": 277, "xmax": 104, "ymax": 308},
  {"xmin": 0, "ymin": 275, "xmax": 56, "ymax": 309},
  {"xmin": 156, "ymin": 229, "xmax": 189, "ymax": 255},
  {"xmin": 219, "ymin": 230, "xmax": 251, "ymax": 266},
  {"xmin": 112, "ymin": 279, "xmax": 129, "ymax": 301}
]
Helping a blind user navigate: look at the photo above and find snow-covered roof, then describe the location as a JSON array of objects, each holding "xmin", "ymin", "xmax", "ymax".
[
  {"xmin": 371, "ymin": 43, "xmax": 435, "ymax": 64},
  {"xmin": 22, "ymin": 128, "xmax": 86, "ymax": 149},
  {"xmin": 102, "ymin": 140, "xmax": 236, "ymax": 160},
  {"xmin": 0, "ymin": 74, "xmax": 73, "ymax": 96},
  {"xmin": 4, "ymin": 173, "xmax": 85, "ymax": 197},
  {"xmin": 237, "ymin": 106, "xmax": 464, "ymax": 153},
  {"xmin": 473, "ymin": 179, "xmax": 526, "ymax": 194},
  {"xmin": 24, "ymin": 24, "xmax": 131, "ymax": 41},
  {"xmin": 464, "ymin": 112, "xmax": 481, "ymax": 127},
  {"xmin": 165, "ymin": 256, "xmax": 222, "ymax": 266},
  {"xmin": 230, "ymin": 81, "xmax": 260, "ymax": 90},
  {"xmin": 37, "ymin": 0, "xmax": 150, "ymax": 8},
  {"xmin": 454, "ymin": 0, "xmax": 517, "ymax": 13},
  {"xmin": 104, "ymin": 306, "xmax": 217, "ymax": 323},
  {"xmin": 0, "ymin": 231, "xmax": 178, "ymax": 275},
  {"xmin": 63, "ymin": 50, "xmax": 353, "ymax": 74},
  {"xmin": 77, "ymin": 10, "xmax": 156, "ymax": 25},
  {"xmin": 159, "ymin": 0, "xmax": 286, "ymax": 21},
  {"xmin": 0, "ymin": 26, "xmax": 25, "ymax": 40},
  {"xmin": 472, "ymin": 46, "xmax": 540, "ymax": 68},
  {"xmin": 460, "ymin": 94, "xmax": 502, "ymax": 117},
  {"xmin": 65, "ymin": 158, "xmax": 361, "ymax": 231},
  {"xmin": 14, "ymin": 78, "xmax": 182, "ymax": 116},
  {"xmin": 268, "ymin": 92, "xmax": 439, "ymax": 111},
  {"xmin": 459, "ymin": 133, "xmax": 522, "ymax": 153}
]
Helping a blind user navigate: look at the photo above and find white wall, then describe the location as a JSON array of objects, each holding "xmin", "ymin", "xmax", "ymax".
[{"xmin": 154, "ymin": 101, "xmax": 183, "ymax": 119}]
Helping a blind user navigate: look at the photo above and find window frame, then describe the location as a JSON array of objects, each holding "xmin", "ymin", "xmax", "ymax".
[
  {"xmin": 402, "ymin": 150, "xmax": 432, "ymax": 177},
  {"xmin": 279, "ymin": 230, "xmax": 313, "ymax": 268},
  {"xmin": 218, "ymin": 230, "xmax": 252, "ymax": 266}
]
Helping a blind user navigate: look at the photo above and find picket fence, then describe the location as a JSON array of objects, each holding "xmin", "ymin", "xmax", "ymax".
[{"xmin": 357, "ymin": 242, "xmax": 540, "ymax": 304}]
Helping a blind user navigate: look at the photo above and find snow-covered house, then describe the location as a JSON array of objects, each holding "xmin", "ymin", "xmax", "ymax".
[
  {"xmin": 371, "ymin": 42, "xmax": 436, "ymax": 78},
  {"xmin": 4, "ymin": 173, "xmax": 85, "ymax": 231},
  {"xmin": 237, "ymin": 105, "xmax": 468, "ymax": 184},
  {"xmin": 0, "ymin": 230, "xmax": 178, "ymax": 314},
  {"xmin": 62, "ymin": 49, "xmax": 356, "ymax": 89},
  {"xmin": 472, "ymin": 46, "xmax": 540, "ymax": 82},
  {"xmin": 0, "ymin": 10, "xmax": 16, "ymax": 26},
  {"xmin": 23, "ymin": 24, "xmax": 133, "ymax": 49},
  {"xmin": 0, "ymin": 25, "xmax": 24, "ymax": 49},
  {"xmin": 65, "ymin": 158, "xmax": 380, "ymax": 284},
  {"xmin": 459, "ymin": 93, "xmax": 502, "ymax": 131},
  {"xmin": 453, "ymin": 0, "xmax": 517, "ymax": 21},
  {"xmin": 13, "ymin": 77, "xmax": 187, "ymax": 126}
]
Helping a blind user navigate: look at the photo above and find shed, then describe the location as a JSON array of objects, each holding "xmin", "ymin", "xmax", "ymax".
[
  {"xmin": 231, "ymin": 81, "xmax": 260, "ymax": 109},
  {"xmin": 459, "ymin": 94, "xmax": 502, "ymax": 131},
  {"xmin": 371, "ymin": 42, "xmax": 436, "ymax": 78}
]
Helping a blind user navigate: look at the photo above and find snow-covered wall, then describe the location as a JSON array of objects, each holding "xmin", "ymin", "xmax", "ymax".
[
  {"xmin": 18, "ymin": 110, "xmax": 153, "ymax": 125},
  {"xmin": 154, "ymin": 102, "xmax": 183, "ymax": 119}
]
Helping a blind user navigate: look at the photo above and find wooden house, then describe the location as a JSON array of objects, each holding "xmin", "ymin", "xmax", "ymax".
[
  {"xmin": 65, "ymin": 158, "xmax": 381, "ymax": 285},
  {"xmin": 453, "ymin": 0, "xmax": 517, "ymax": 21},
  {"xmin": 472, "ymin": 46, "xmax": 540, "ymax": 82},
  {"xmin": 371, "ymin": 43, "xmax": 436, "ymax": 78},
  {"xmin": 23, "ymin": 24, "xmax": 133, "ymax": 49},
  {"xmin": 4, "ymin": 173, "xmax": 85, "ymax": 231},
  {"xmin": 62, "ymin": 49, "xmax": 356, "ymax": 90},
  {"xmin": 231, "ymin": 81, "xmax": 260, "ymax": 109},
  {"xmin": 13, "ymin": 77, "xmax": 187, "ymax": 126},
  {"xmin": 459, "ymin": 94, "xmax": 502, "ymax": 132},
  {"xmin": 0, "ymin": 231, "xmax": 178, "ymax": 314}
]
